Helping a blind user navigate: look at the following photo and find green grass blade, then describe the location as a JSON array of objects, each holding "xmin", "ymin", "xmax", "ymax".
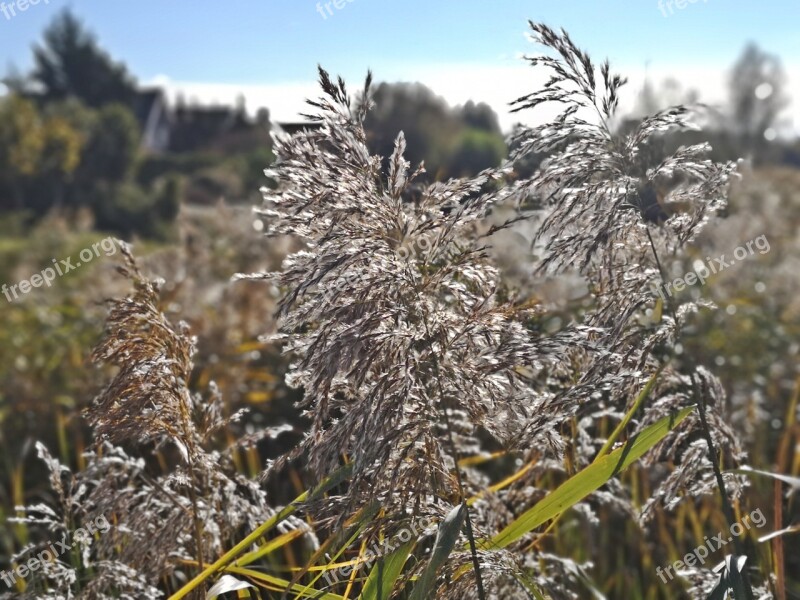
[
  {"xmin": 489, "ymin": 406, "xmax": 693, "ymax": 549},
  {"xmin": 224, "ymin": 566, "xmax": 346, "ymax": 600},
  {"xmin": 169, "ymin": 463, "xmax": 353, "ymax": 600},
  {"xmin": 358, "ymin": 542, "xmax": 415, "ymax": 600},
  {"xmin": 291, "ymin": 506, "xmax": 377, "ymax": 600},
  {"xmin": 595, "ymin": 367, "xmax": 664, "ymax": 461},
  {"xmin": 233, "ymin": 529, "xmax": 305, "ymax": 568},
  {"xmin": 407, "ymin": 503, "xmax": 465, "ymax": 600}
]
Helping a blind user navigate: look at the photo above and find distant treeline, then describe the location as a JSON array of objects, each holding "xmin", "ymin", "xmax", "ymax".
[{"xmin": 1, "ymin": 10, "xmax": 797, "ymax": 239}]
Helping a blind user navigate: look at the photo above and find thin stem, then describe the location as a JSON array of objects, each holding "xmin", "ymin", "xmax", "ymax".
[
  {"xmin": 644, "ymin": 223, "xmax": 679, "ymax": 326},
  {"xmin": 440, "ymin": 405, "xmax": 487, "ymax": 600},
  {"xmin": 422, "ymin": 315, "xmax": 487, "ymax": 600},
  {"xmin": 178, "ymin": 388, "xmax": 206, "ymax": 578},
  {"xmin": 692, "ymin": 375, "xmax": 755, "ymax": 600},
  {"xmin": 185, "ymin": 458, "xmax": 205, "ymax": 574},
  {"xmin": 649, "ymin": 226, "xmax": 754, "ymax": 599}
]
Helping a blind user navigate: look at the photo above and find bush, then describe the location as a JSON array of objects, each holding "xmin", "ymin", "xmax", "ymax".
[{"xmin": 89, "ymin": 181, "xmax": 176, "ymax": 240}]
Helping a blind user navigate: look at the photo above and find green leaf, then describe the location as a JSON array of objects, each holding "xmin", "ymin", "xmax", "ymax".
[
  {"xmin": 706, "ymin": 555, "xmax": 749, "ymax": 600},
  {"xmin": 489, "ymin": 406, "xmax": 693, "ymax": 549},
  {"xmin": 707, "ymin": 574, "xmax": 730, "ymax": 600},
  {"xmin": 291, "ymin": 504, "xmax": 378, "ymax": 600},
  {"xmin": 359, "ymin": 542, "xmax": 415, "ymax": 600},
  {"xmin": 206, "ymin": 574, "xmax": 255, "ymax": 599},
  {"xmin": 169, "ymin": 463, "xmax": 353, "ymax": 600},
  {"xmin": 232, "ymin": 529, "xmax": 305, "ymax": 568},
  {"xmin": 224, "ymin": 566, "xmax": 345, "ymax": 600},
  {"xmin": 408, "ymin": 503, "xmax": 466, "ymax": 600},
  {"xmin": 595, "ymin": 367, "xmax": 664, "ymax": 460},
  {"xmin": 726, "ymin": 556, "xmax": 749, "ymax": 600}
]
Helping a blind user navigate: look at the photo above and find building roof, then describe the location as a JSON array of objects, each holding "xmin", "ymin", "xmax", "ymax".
[{"xmin": 273, "ymin": 121, "xmax": 323, "ymax": 136}]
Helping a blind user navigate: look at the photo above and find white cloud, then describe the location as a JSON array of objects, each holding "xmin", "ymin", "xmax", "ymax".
[
  {"xmin": 147, "ymin": 60, "xmax": 800, "ymax": 136},
  {"xmin": 149, "ymin": 77, "xmax": 320, "ymax": 124}
]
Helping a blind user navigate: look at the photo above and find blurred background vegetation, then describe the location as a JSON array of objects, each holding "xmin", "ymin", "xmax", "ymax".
[{"xmin": 0, "ymin": 9, "xmax": 797, "ymax": 599}]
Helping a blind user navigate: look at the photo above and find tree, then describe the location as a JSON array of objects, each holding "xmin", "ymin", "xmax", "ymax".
[
  {"xmin": 154, "ymin": 175, "xmax": 183, "ymax": 222},
  {"xmin": 35, "ymin": 114, "xmax": 85, "ymax": 210},
  {"xmin": 0, "ymin": 96, "xmax": 43, "ymax": 177},
  {"xmin": 0, "ymin": 95, "xmax": 84, "ymax": 212},
  {"xmin": 79, "ymin": 104, "xmax": 140, "ymax": 184},
  {"xmin": 365, "ymin": 82, "xmax": 506, "ymax": 180},
  {"xmin": 632, "ymin": 78, "xmax": 660, "ymax": 117},
  {"xmin": 365, "ymin": 82, "xmax": 457, "ymax": 177},
  {"xmin": 39, "ymin": 116, "xmax": 83, "ymax": 180},
  {"xmin": 445, "ymin": 127, "xmax": 506, "ymax": 177},
  {"xmin": 459, "ymin": 100, "xmax": 501, "ymax": 134},
  {"xmin": 729, "ymin": 43, "xmax": 789, "ymax": 159},
  {"xmin": 30, "ymin": 10, "xmax": 136, "ymax": 108},
  {"xmin": 0, "ymin": 96, "xmax": 44, "ymax": 209}
]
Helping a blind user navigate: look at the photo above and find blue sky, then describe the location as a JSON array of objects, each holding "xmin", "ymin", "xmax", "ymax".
[{"xmin": 1, "ymin": 0, "xmax": 798, "ymax": 130}]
